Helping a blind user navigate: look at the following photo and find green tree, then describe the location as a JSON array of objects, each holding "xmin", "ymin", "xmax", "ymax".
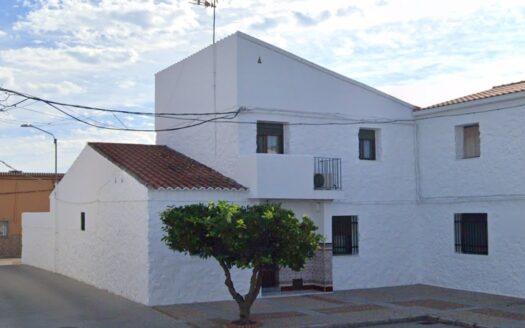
[{"xmin": 161, "ymin": 201, "xmax": 322, "ymax": 325}]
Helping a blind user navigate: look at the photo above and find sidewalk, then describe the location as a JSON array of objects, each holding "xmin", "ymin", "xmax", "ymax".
[{"xmin": 155, "ymin": 284, "xmax": 525, "ymax": 327}]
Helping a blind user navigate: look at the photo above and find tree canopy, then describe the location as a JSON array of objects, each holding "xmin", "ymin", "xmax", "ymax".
[{"xmin": 161, "ymin": 201, "xmax": 322, "ymax": 325}]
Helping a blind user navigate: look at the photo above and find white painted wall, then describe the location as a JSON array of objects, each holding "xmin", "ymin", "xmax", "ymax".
[
  {"xmin": 155, "ymin": 33, "xmax": 240, "ymax": 177},
  {"xmin": 147, "ymin": 190, "xmax": 253, "ymax": 306},
  {"xmin": 419, "ymin": 201, "xmax": 525, "ymax": 299},
  {"xmin": 415, "ymin": 93, "xmax": 525, "ymax": 298},
  {"xmin": 51, "ymin": 146, "xmax": 151, "ymax": 304},
  {"xmin": 235, "ymin": 154, "xmax": 342, "ymax": 200},
  {"xmin": 326, "ymin": 203, "xmax": 421, "ymax": 291},
  {"xmin": 415, "ymin": 94, "xmax": 525, "ymax": 200},
  {"xmin": 21, "ymin": 212, "xmax": 54, "ymax": 272}
]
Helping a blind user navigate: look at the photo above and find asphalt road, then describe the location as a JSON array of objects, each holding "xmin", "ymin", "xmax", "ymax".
[{"xmin": 0, "ymin": 265, "xmax": 183, "ymax": 328}]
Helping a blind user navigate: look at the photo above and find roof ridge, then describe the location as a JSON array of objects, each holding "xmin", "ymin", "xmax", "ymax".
[
  {"xmin": 88, "ymin": 141, "xmax": 157, "ymax": 146},
  {"xmin": 420, "ymin": 79, "xmax": 525, "ymax": 110},
  {"xmin": 492, "ymin": 80, "xmax": 525, "ymax": 89}
]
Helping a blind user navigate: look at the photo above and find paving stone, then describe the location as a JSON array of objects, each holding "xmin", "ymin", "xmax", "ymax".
[
  {"xmin": 469, "ymin": 308, "xmax": 525, "ymax": 320},
  {"xmin": 154, "ymin": 305, "xmax": 207, "ymax": 320},
  {"xmin": 251, "ymin": 311, "xmax": 306, "ymax": 320},
  {"xmin": 392, "ymin": 299, "xmax": 469, "ymax": 310},
  {"xmin": 305, "ymin": 294, "xmax": 347, "ymax": 305},
  {"xmin": 316, "ymin": 304, "xmax": 386, "ymax": 314}
]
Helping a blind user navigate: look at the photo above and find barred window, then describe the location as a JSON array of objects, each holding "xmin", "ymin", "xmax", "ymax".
[
  {"xmin": 332, "ymin": 216, "xmax": 358, "ymax": 255},
  {"xmin": 454, "ymin": 213, "xmax": 488, "ymax": 255}
]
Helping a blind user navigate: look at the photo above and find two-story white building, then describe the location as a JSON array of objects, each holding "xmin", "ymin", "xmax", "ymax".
[{"xmin": 22, "ymin": 32, "xmax": 525, "ymax": 306}]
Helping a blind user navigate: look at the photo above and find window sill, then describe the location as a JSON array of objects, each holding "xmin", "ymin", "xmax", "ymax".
[
  {"xmin": 457, "ymin": 156, "xmax": 480, "ymax": 160},
  {"xmin": 332, "ymin": 253, "xmax": 359, "ymax": 257},
  {"xmin": 453, "ymin": 252, "xmax": 489, "ymax": 258}
]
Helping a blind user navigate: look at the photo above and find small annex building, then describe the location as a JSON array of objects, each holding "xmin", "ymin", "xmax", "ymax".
[{"xmin": 22, "ymin": 142, "xmax": 251, "ymax": 305}]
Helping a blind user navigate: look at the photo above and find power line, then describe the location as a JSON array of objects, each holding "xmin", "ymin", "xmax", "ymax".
[
  {"xmin": 0, "ymin": 87, "xmax": 238, "ymax": 117},
  {"xmin": 43, "ymin": 100, "xmax": 240, "ymax": 132}
]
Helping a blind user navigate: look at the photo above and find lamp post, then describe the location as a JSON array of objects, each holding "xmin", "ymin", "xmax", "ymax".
[{"xmin": 21, "ymin": 124, "xmax": 57, "ymax": 185}]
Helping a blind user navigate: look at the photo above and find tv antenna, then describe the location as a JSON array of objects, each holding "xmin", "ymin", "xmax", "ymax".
[{"xmin": 191, "ymin": 0, "xmax": 218, "ymax": 44}]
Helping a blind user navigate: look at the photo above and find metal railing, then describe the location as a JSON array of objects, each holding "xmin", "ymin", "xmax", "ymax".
[{"xmin": 313, "ymin": 157, "xmax": 342, "ymax": 190}]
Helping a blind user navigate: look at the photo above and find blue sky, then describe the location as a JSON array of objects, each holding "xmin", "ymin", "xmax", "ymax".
[{"xmin": 1, "ymin": 0, "xmax": 525, "ymax": 173}]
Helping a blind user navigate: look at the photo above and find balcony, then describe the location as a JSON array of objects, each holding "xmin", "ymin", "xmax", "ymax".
[{"xmin": 234, "ymin": 154, "xmax": 343, "ymax": 200}]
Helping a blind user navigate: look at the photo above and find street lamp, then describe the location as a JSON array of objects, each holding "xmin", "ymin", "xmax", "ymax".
[{"xmin": 21, "ymin": 124, "xmax": 58, "ymax": 185}]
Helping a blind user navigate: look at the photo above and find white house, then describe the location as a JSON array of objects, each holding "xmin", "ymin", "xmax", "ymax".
[{"xmin": 22, "ymin": 32, "xmax": 525, "ymax": 306}]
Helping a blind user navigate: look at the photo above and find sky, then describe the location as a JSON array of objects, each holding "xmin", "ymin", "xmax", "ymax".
[{"xmin": 1, "ymin": 0, "xmax": 525, "ymax": 173}]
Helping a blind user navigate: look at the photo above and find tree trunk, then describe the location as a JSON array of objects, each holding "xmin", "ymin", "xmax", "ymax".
[
  {"xmin": 219, "ymin": 261, "xmax": 263, "ymax": 325},
  {"xmin": 238, "ymin": 302, "xmax": 251, "ymax": 324}
]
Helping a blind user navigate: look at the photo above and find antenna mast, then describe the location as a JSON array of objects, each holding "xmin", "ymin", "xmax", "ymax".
[{"xmin": 191, "ymin": 0, "xmax": 218, "ymax": 44}]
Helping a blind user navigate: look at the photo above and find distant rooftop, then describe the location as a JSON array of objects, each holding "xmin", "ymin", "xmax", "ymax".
[
  {"xmin": 420, "ymin": 80, "xmax": 525, "ymax": 110},
  {"xmin": 0, "ymin": 171, "xmax": 63, "ymax": 179}
]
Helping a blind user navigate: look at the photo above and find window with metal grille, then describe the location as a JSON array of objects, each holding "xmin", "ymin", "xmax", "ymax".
[
  {"xmin": 359, "ymin": 129, "xmax": 376, "ymax": 160},
  {"xmin": 0, "ymin": 220, "xmax": 8, "ymax": 238},
  {"xmin": 454, "ymin": 213, "xmax": 488, "ymax": 255},
  {"xmin": 332, "ymin": 216, "xmax": 358, "ymax": 255},
  {"xmin": 257, "ymin": 122, "xmax": 284, "ymax": 154}
]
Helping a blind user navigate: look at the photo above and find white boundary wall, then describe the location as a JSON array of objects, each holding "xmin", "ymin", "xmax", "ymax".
[{"xmin": 21, "ymin": 212, "xmax": 54, "ymax": 272}]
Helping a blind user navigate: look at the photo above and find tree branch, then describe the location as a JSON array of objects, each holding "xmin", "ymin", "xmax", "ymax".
[
  {"xmin": 245, "ymin": 267, "xmax": 263, "ymax": 307},
  {"xmin": 218, "ymin": 260, "xmax": 245, "ymax": 304}
]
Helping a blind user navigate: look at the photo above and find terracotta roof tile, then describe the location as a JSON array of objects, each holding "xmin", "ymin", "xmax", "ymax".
[
  {"xmin": 420, "ymin": 80, "xmax": 525, "ymax": 110},
  {"xmin": 88, "ymin": 142, "xmax": 246, "ymax": 191}
]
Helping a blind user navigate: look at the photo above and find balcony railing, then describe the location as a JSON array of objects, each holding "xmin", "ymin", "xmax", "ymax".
[{"xmin": 314, "ymin": 157, "xmax": 342, "ymax": 190}]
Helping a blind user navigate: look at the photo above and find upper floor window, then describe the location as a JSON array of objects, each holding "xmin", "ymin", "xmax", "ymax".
[
  {"xmin": 359, "ymin": 129, "xmax": 376, "ymax": 160},
  {"xmin": 0, "ymin": 220, "xmax": 8, "ymax": 238},
  {"xmin": 257, "ymin": 122, "xmax": 284, "ymax": 154},
  {"xmin": 454, "ymin": 213, "xmax": 488, "ymax": 255},
  {"xmin": 456, "ymin": 124, "xmax": 480, "ymax": 159}
]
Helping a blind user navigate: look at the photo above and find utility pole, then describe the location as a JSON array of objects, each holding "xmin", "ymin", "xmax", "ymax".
[{"xmin": 191, "ymin": 0, "xmax": 218, "ymax": 44}]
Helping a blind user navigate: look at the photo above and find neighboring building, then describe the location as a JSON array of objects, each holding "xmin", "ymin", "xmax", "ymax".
[
  {"xmin": 0, "ymin": 171, "xmax": 61, "ymax": 258},
  {"xmin": 21, "ymin": 32, "xmax": 525, "ymax": 306}
]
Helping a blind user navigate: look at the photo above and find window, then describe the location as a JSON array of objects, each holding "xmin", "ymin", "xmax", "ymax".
[
  {"xmin": 257, "ymin": 122, "xmax": 284, "ymax": 154},
  {"xmin": 332, "ymin": 216, "xmax": 358, "ymax": 255},
  {"xmin": 359, "ymin": 129, "xmax": 376, "ymax": 160},
  {"xmin": 81, "ymin": 212, "xmax": 86, "ymax": 231},
  {"xmin": 454, "ymin": 213, "xmax": 488, "ymax": 255},
  {"xmin": 0, "ymin": 220, "xmax": 8, "ymax": 238},
  {"xmin": 456, "ymin": 124, "xmax": 480, "ymax": 159}
]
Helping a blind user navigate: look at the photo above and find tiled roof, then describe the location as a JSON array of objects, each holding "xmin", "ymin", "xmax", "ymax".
[
  {"xmin": 88, "ymin": 142, "xmax": 246, "ymax": 191},
  {"xmin": 0, "ymin": 172, "xmax": 64, "ymax": 179},
  {"xmin": 420, "ymin": 80, "xmax": 525, "ymax": 110}
]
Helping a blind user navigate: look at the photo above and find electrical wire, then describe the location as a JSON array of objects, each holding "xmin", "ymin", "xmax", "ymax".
[{"xmin": 0, "ymin": 87, "xmax": 239, "ymax": 117}]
